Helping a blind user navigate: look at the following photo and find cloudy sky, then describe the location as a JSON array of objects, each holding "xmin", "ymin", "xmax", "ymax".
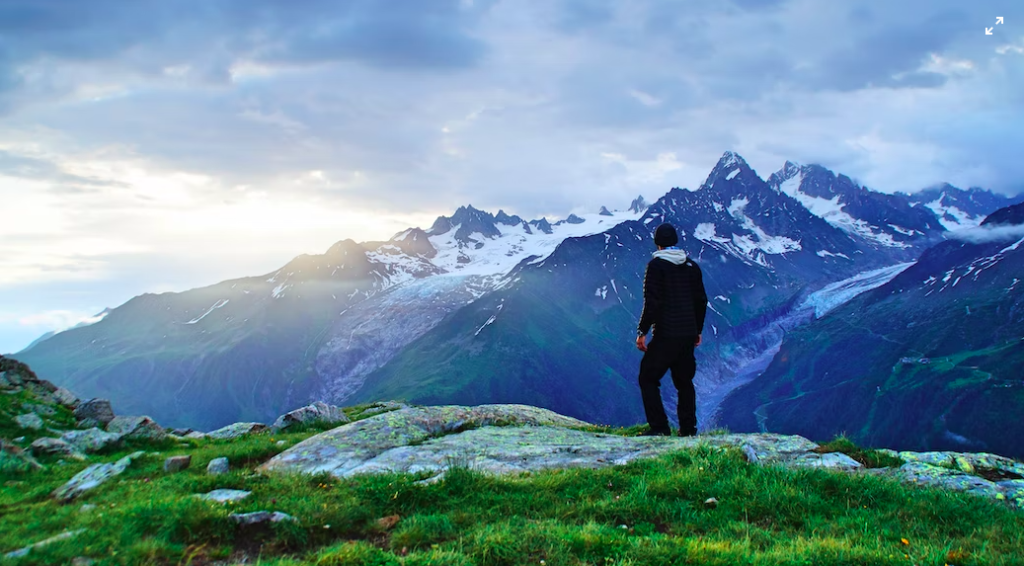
[{"xmin": 1, "ymin": 0, "xmax": 1021, "ymax": 352}]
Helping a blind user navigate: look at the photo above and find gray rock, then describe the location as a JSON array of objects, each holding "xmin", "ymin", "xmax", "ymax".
[
  {"xmin": 73, "ymin": 399, "xmax": 115, "ymax": 427},
  {"xmin": 207, "ymin": 457, "xmax": 229, "ymax": 475},
  {"xmin": 0, "ymin": 371, "xmax": 9, "ymax": 388},
  {"xmin": 257, "ymin": 402, "xmax": 1024, "ymax": 511},
  {"xmin": 206, "ymin": 422, "xmax": 269, "ymax": 440},
  {"xmin": 30, "ymin": 437, "xmax": 86, "ymax": 460},
  {"xmin": 704, "ymin": 497, "xmax": 719, "ymax": 509},
  {"xmin": 53, "ymin": 387, "xmax": 80, "ymax": 408},
  {"xmin": 52, "ymin": 452, "xmax": 144, "ymax": 501},
  {"xmin": 172, "ymin": 427, "xmax": 194, "ymax": 436},
  {"xmin": 895, "ymin": 462, "xmax": 1003, "ymax": 499},
  {"xmin": 196, "ymin": 489, "xmax": 251, "ymax": 503},
  {"xmin": 13, "ymin": 436, "xmax": 25, "ymax": 443},
  {"xmin": 276, "ymin": 440, "xmax": 287, "ymax": 447},
  {"xmin": 61, "ymin": 428, "xmax": 124, "ymax": 453},
  {"xmin": 107, "ymin": 415, "xmax": 167, "ymax": 441},
  {"xmin": 163, "ymin": 455, "xmax": 191, "ymax": 472},
  {"xmin": 3, "ymin": 369, "xmax": 23, "ymax": 386},
  {"xmin": 3, "ymin": 529, "xmax": 86, "ymax": 559},
  {"xmin": 15, "ymin": 413, "xmax": 44, "ymax": 430},
  {"xmin": 79, "ymin": 504, "xmax": 97, "ymax": 513},
  {"xmin": 272, "ymin": 401, "xmax": 350, "ymax": 431},
  {"xmin": 72, "ymin": 558, "xmax": 96, "ymax": 566},
  {"xmin": 229, "ymin": 511, "xmax": 297, "ymax": 525},
  {"xmin": 185, "ymin": 431, "xmax": 207, "ymax": 440},
  {"xmin": 789, "ymin": 452, "xmax": 863, "ymax": 471}
]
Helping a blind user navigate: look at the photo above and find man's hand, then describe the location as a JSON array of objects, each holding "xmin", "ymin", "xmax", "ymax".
[
  {"xmin": 636, "ymin": 334, "xmax": 648, "ymax": 352},
  {"xmin": 695, "ymin": 334, "xmax": 702, "ymax": 348}
]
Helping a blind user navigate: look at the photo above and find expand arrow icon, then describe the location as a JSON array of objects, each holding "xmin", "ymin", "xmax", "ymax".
[
  {"xmin": 986, "ymin": 27, "xmax": 993, "ymax": 35},
  {"xmin": 996, "ymin": 17, "xmax": 1004, "ymax": 24}
]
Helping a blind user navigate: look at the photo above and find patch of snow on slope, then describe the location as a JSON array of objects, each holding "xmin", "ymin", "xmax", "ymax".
[
  {"xmin": 924, "ymin": 197, "xmax": 983, "ymax": 231},
  {"xmin": 426, "ymin": 208, "xmax": 644, "ymax": 278},
  {"xmin": 186, "ymin": 299, "xmax": 229, "ymax": 324},
  {"xmin": 779, "ymin": 175, "xmax": 908, "ymax": 248},
  {"xmin": 474, "ymin": 304, "xmax": 503, "ymax": 336},
  {"xmin": 727, "ymin": 197, "xmax": 802, "ymax": 254},
  {"xmin": 725, "ymin": 169, "xmax": 740, "ymax": 181},
  {"xmin": 801, "ymin": 263, "xmax": 913, "ymax": 318},
  {"xmin": 694, "ymin": 223, "xmax": 730, "ymax": 244}
]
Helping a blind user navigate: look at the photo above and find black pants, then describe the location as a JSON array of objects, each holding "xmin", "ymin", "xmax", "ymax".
[{"xmin": 638, "ymin": 336, "xmax": 697, "ymax": 434}]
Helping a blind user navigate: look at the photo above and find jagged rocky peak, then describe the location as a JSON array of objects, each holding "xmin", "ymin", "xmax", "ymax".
[
  {"xmin": 629, "ymin": 195, "xmax": 648, "ymax": 213},
  {"xmin": 529, "ymin": 217, "xmax": 553, "ymax": 234},
  {"xmin": 427, "ymin": 204, "xmax": 502, "ymax": 241},
  {"xmin": 494, "ymin": 209, "xmax": 524, "ymax": 226},
  {"xmin": 560, "ymin": 213, "xmax": 586, "ymax": 225},
  {"xmin": 389, "ymin": 228, "xmax": 437, "ymax": 258},
  {"xmin": 598, "ymin": 206, "xmax": 613, "ymax": 216},
  {"xmin": 324, "ymin": 239, "xmax": 363, "ymax": 257},
  {"xmin": 450, "ymin": 205, "xmax": 502, "ymax": 241},
  {"xmin": 701, "ymin": 151, "xmax": 757, "ymax": 190}
]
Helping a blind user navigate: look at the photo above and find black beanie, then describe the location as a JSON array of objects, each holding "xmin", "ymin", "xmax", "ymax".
[{"xmin": 654, "ymin": 223, "xmax": 678, "ymax": 247}]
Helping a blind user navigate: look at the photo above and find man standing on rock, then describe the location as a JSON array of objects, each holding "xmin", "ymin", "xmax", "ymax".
[{"xmin": 635, "ymin": 223, "xmax": 708, "ymax": 437}]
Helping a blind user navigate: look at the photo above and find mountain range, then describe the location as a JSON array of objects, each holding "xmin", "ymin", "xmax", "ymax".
[
  {"xmin": 13, "ymin": 152, "xmax": 1022, "ymax": 454},
  {"xmin": 720, "ymin": 200, "xmax": 1024, "ymax": 457}
]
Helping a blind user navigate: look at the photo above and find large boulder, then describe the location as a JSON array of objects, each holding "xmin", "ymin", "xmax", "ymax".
[
  {"xmin": 206, "ymin": 422, "xmax": 268, "ymax": 440},
  {"xmin": 272, "ymin": 401, "xmax": 350, "ymax": 431},
  {"xmin": 61, "ymin": 428, "xmax": 124, "ymax": 453},
  {"xmin": 30, "ymin": 438, "xmax": 86, "ymax": 460},
  {"xmin": 73, "ymin": 399, "xmax": 115, "ymax": 427},
  {"xmin": 53, "ymin": 387, "xmax": 80, "ymax": 408},
  {"xmin": 196, "ymin": 489, "xmax": 250, "ymax": 503},
  {"xmin": 52, "ymin": 452, "xmax": 144, "ymax": 502},
  {"xmin": 107, "ymin": 416, "xmax": 167, "ymax": 441}
]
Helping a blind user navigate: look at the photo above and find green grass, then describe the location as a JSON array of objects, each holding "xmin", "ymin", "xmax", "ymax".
[
  {"xmin": 813, "ymin": 435, "xmax": 905, "ymax": 469},
  {"xmin": 3, "ymin": 429, "xmax": 1023, "ymax": 566}
]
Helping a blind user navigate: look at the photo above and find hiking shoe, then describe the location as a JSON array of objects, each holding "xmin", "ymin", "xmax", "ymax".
[{"xmin": 639, "ymin": 428, "xmax": 671, "ymax": 437}]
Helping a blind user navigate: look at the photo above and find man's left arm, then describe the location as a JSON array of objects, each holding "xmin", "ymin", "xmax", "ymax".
[{"xmin": 692, "ymin": 261, "xmax": 708, "ymax": 347}]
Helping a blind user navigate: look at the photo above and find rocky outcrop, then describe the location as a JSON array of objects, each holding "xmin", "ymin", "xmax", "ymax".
[
  {"xmin": 206, "ymin": 422, "xmax": 268, "ymax": 440},
  {"xmin": 73, "ymin": 399, "xmax": 115, "ymax": 428},
  {"xmin": 271, "ymin": 401, "xmax": 349, "ymax": 431},
  {"xmin": 196, "ymin": 489, "xmax": 250, "ymax": 503},
  {"xmin": 260, "ymin": 404, "xmax": 1024, "ymax": 510},
  {"xmin": 163, "ymin": 455, "xmax": 191, "ymax": 472},
  {"xmin": 53, "ymin": 452, "xmax": 145, "ymax": 502},
  {"xmin": 207, "ymin": 457, "xmax": 229, "ymax": 475},
  {"xmin": 60, "ymin": 428, "xmax": 123, "ymax": 453},
  {"xmin": 229, "ymin": 511, "xmax": 297, "ymax": 525},
  {"xmin": 107, "ymin": 415, "xmax": 166, "ymax": 441},
  {"xmin": 30, "ymin": 438, "xmax": 85, "ymax": 460}
]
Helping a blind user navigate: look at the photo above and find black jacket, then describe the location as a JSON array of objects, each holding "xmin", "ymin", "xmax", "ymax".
[{"xmin": 637, "ymin": 252, "xmax": 708, "ymax": 338}]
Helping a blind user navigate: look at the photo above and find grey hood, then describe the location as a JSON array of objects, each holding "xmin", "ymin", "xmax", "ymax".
[{"xmin": 652, "ymin": 248, "xmax": 689, "ymax": 265}]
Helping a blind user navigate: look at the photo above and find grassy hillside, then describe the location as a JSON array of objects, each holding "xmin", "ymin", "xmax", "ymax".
[{"xmin": 3, "ymin": 421, "xmax": 1023, "ymax": 565}]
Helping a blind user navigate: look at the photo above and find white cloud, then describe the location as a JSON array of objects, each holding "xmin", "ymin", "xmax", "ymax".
[
  {"xmin": 628, "ymin": 89, "xmax": 662, "ymax": 107},
  {"xmin": 948, "ymin": 223, "xmax": 1024, "ymax": 245}
]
